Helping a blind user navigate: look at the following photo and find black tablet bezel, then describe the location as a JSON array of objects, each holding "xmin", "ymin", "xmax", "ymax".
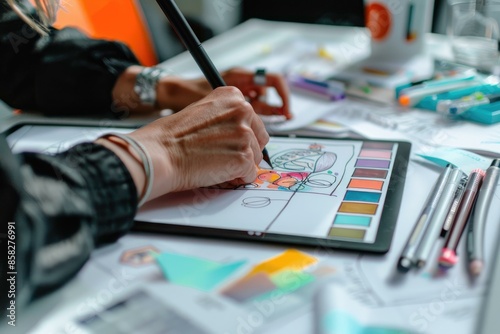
[{"xmin": 134, "ymin": 136, "xmax": 411, "ymax": 254}]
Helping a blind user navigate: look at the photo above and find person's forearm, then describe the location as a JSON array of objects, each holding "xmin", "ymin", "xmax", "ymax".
[{"xmin": 112, "ymin": 65, "xmax": 209, "ymax": 114}]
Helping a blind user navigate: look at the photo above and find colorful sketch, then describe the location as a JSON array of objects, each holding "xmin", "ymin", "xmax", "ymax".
[{"xmin": 236, "ymin": 143, "xmax": 343, "ymax": 194}]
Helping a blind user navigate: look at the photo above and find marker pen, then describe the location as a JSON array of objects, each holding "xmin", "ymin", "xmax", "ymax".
[
  {"xmin": 441, "ymin": 174, "xmax": 468, "ymax": 238},
  {"xmin": 415, "ymin": 168, "xmax": 465, "ymax": 269},
  {"xmin": 399, "ymin": 80, "xmax": 482, "ymax": 107},
  {"xmin": 439, "ymin": 169, "xmax": 484, "ymax": 270},
  {"xmin": 468, "ymin": 159, "xmax": 500, "ymax": 276},
  {"xmin": 437, "ymin": 92, "xmax": 500, "ymax": 116},
  {"xmin": 397, "ymin": 164, "xmax": 454, "ymax": 273},
  {"xmin": 288, "ymin": 75, "xmax": 345, "ymax": 101}
]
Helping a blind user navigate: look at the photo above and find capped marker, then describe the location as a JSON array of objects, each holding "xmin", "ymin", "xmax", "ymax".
[
  {"xmin": 399, "ymin": 95, "xmax": 411, "ymax": 107},
  {"xmin": 439, "ymin": 169, "xmax": 485, "ymax": 272}
]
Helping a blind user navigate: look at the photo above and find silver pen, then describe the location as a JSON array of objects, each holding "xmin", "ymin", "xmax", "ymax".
[
  {"xmin": 441, "ymin": 174, "xmax": 468, "ymax": 238},
  {"xmin": 397, "ymin": 164, "xmax": 454, "ymax": 273},
  {"xmin": 468, "ymin": 159, "xmax": 500, "ymax": 276},
  {"xmin": 415, "ymin": 167, "xmax": 465, "ymax": 268}
]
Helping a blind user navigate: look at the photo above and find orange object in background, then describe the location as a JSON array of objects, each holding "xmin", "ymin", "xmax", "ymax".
[
  {"xmin": 365, "ymin": 2, "xmax": 392, "ymax": 41},
  {"xmin": 53, "ymin": 0, "xmax": 158, "ymax": 66}
]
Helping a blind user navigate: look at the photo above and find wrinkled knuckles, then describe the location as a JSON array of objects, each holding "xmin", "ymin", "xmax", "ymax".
[{"xmin": 214, "ymin": 86, "xmax": 242, "ymax": 99}]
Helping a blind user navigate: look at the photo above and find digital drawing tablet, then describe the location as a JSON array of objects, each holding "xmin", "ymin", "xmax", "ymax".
[
  {"xmin": 4, "ymin": 122, "xmax": 411, "ymax": 253},
  {"xmin": 134, "ymin": 136, "xmax": 411, "ymax": 253}
]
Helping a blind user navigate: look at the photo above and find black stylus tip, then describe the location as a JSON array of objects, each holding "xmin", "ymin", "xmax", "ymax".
[{"xmin": 262, "ymin": 148, "xmax": 273, "ymax": 169}]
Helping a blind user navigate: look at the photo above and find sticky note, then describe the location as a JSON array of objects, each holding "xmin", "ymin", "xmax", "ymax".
[
  {"xmin": 253, "ymin": 270, "xmax": 315, "ymax": 301},
  {"xmin": 221, "ymin": 272, "xmax": 276, "ymax": 302},
  {"xmin": 322, "ymin": 311, "xmax": 411, "ymax": 334},
  {"xmin": 248, "ymin": 249, "xmax": 317, "ymax": 276},
  {"xmin": 417, "ymin": 147, "xmax": 492, "ymax": 175},
  {"xmin": 155, "ymin": 252, "xmax": 246, "ymax": 291},
  {"xmin": 270, "ymin": 270, "xmax": 315, "ymax": 293}
]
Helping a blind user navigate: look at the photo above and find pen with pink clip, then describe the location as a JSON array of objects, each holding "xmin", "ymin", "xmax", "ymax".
[
  {"xmin": 438, "ymin": 169, "xmax": 485, "ymax": 270},
  {"xmin": 468, "ymin": 159, "xmax": 500, "ymax": 276}
]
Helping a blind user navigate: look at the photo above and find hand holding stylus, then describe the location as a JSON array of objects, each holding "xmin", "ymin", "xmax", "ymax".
[{"xmin": 104, "ymin": 87, "xmax": 269, "ymax": 201}]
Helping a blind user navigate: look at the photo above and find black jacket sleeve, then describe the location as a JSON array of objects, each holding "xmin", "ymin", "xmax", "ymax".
[
  {"xmin": 0, "ymin": 2, "xmax": 140, "ymax": 116},
  {"xmin": 0, "ymin": 134, "xmax": 138, "ymax": 318}
]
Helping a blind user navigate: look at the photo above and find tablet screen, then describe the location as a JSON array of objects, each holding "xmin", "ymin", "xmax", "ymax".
[{"xmin": 136, "ymin": 136, "xmax": 411, "ymax": 253}]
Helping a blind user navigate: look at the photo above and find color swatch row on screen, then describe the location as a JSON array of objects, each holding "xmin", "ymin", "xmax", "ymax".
[{"xmin": 328, "ymin": 142, "xmax": 394, "ymax": 242}]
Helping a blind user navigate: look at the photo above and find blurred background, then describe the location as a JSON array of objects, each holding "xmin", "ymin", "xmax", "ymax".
[
  {"xmin": 0, "ymin": 0, "xmax": 491, "ymax": 118},
  {"xmin": 50, "ymin": 0, "xmax": 452, "ymax": 64}
]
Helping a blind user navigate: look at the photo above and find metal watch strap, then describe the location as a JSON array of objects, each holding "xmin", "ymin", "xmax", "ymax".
[{"xmin": 133, "ymin": 67, "xmax": 170, "ymax": 106}]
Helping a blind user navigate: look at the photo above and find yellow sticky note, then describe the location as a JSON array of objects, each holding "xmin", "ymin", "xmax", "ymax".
[{"xmin": 248, "ymin": 249, "xmax": 317, "ymax": 276}]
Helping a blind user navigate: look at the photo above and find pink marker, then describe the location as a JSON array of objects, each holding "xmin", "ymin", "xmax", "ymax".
[{"xmin": 438, "ymin": 169, "xmax": 485, "ymax": 270}]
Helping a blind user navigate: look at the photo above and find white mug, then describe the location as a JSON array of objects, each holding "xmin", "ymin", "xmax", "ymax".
[{"xmin": 365, "ymin": 0, "xmax": 435, "ymax": 61}]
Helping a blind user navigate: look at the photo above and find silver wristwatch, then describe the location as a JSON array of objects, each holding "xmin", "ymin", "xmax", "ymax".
[{"xmin": 133, "ymin": 67, "xmax": 170, "ymax": 106}]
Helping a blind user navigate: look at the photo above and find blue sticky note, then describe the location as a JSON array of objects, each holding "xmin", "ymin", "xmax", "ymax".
[
  {"xmin": 417, "ymin": 147, "xmax": 492, "ymax": 175},
  {"xmin": 323, "ymin": 311, "xmax": 411, "ymax": 334},
  {"xmin": 155, "ymin": 252, "xmax": 246, "ymax": 291}
]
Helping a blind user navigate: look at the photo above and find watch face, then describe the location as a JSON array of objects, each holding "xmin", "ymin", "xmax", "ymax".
[{"xmin": 134, "ymin": 68, "xmax": 170, "ymax": 106}]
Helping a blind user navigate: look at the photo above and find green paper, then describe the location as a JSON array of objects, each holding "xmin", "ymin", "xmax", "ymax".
[
  {"xmin": 270, "ymin": 270, "xmax": 315, "ymax": 293},
  {"xmin": 155, "ymin": 252, "xmax": 246, "ymax": 291},
  {"xmin": 255, "ymin": 270, "xmax": 315, "ymax": 301}
]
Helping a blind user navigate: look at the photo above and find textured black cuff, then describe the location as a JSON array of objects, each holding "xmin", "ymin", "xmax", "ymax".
[{"xmin": 60, "ymin": 143, "xmax": 138, "ymax": 238}]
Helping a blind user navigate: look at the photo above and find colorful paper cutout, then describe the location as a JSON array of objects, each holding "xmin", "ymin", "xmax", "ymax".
[
  {"xmin": 221, "ymin": 273, "xmax": 276, "ymax": 302},
  {"xmin": 248, "ymin": 249, "xmax": 317, "ymax": 276},
  {"xmin": 155, "ymin": 252, "xmax": 246, "ymax": 291},
  {"xmin": 323, "ymin": 311, "xmax": 411, "ymax": 334}
]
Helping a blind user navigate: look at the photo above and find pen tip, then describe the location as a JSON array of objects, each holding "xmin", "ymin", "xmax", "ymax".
[
  {"xmin": 262, "ymin": 148, "xmax": 273, "ymax": 169},
  {"xmin": 397, "ymin": 257, "xmax": 413, "ymax": 273},
  {"xmin": 469, "ymin": 260, "xmax": 483, "ymax": 276}
]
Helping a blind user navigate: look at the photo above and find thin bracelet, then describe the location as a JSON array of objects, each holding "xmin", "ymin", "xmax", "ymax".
[{"xmin": 99, "ymin": 133, "xmax": 154, "ymax": 207}]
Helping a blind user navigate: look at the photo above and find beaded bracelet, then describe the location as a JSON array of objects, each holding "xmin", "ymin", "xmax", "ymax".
[{"xmin": 99, "ymin": 133, "xmax": 154, "ymax": 207}]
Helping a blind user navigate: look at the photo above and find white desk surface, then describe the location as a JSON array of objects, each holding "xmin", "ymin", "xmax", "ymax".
[{"xmin": 9, "ymin": 20, "xmax": 500, "ymax": 334}]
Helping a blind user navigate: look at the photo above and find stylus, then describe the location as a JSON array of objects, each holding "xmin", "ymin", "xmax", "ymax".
[
  {"xmin": 397, "ymin": 164, "xmax": 454, "ymax": 273},
  {"xmin": 155, "ymin": 0, "xmax": 273, "ymax": 168},
  {"xmin": 438, "ymin": 169, "xmax": 484, "ymax": 270},
  {"xmin": 414, "ymin": 168, "xmax": 464, "ymax": 269},
  {"xmin": 467, "ymin": 159, "xmax": 500, "ymax": 276}
]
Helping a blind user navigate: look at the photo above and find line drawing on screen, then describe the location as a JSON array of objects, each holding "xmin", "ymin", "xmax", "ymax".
[{"xmin": 138, "ymin": 139, "xmax": 367, "ymax": 237}]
